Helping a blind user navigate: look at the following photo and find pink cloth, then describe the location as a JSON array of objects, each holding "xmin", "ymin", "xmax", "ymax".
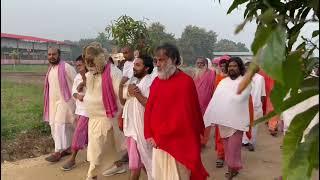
[
  {"xmin": 223, "ymin": 130, "xmax": 243, "ymax": 171},
  {"xmin": 194, "ymin": 70, "xmax": 216, "ymax": 115},
  {"xmin": 43, "ymin": 61, "xmax": 72, "ymax": 122},
  {"xmin": 71, "ymin": 115, "xmax": 89, "ymax": 151},
  {"xmin": 127, "ymin": 137, "xmax": 143, "ymax": 170},
  {"xmin": 212, "ymin": 55, "xmax": 231, "ymax": 65},
  {"xmin": 102, "ymin": 63, "xmax": 118, "ymax": 118}
]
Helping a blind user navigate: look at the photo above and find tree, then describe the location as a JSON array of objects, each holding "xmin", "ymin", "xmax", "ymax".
[
  {"xmin": 148, "ymin": 22, "xmax": 177, "ymax": 53},
  {"xmin": 178, "ymin": 25, "xmax": 217, "ymax": 65},
  {"xmin": 105, "ymin": 15, "xmax": 151, "ymax": 54},
  {"xmin": 227, "ymin": 0, "xmax": 319, "ymax": 179},
  {"xmin": 214, "ymin": 39, "xmax": 249, "ymax": 52},
  {"xmin": 95, "ymin": 32, "xmax": 115, "ymax": 52}
]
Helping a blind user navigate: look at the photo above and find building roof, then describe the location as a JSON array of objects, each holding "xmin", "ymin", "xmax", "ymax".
[
  {"xmin": 1, "ymin": 33, "xmax": 66, "ymax": 44},
  {"xmin": 213, "ymin": 51, "xmax": 253, "ymax": 56}
]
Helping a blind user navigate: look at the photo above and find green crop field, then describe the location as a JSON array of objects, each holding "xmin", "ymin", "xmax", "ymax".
[
  {"xmin": 1, "ymin": 65, "xmax": 48, "ymax": 73},
  {"xmin": 1, "ymin": 80, "xmax": 50, "ymax": 140}
]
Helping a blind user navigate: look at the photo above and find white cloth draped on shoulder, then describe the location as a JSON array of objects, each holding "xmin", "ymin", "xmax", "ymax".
[{"xmin": 204, "ymin": 76, "xmax": 252, "ymax": 131}]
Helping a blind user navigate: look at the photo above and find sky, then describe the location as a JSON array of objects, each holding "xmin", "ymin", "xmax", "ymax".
[{"xmin": 1, "ymin": 0, "xmax": 318, "ymax": 54}]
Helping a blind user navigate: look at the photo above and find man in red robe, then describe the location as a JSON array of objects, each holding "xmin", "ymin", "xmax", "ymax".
[{"xmin": 144, "ymin": 43, "xmax": 209, "ymax": 180}]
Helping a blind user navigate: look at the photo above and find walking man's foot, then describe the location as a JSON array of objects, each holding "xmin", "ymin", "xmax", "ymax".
[
  {"xmin": 102, "ymin": 163, "xmax": 127, "ymax": 176},
  {"xmin": 61, "ymin": 160, "xmax": 76, "ymax": 171}
]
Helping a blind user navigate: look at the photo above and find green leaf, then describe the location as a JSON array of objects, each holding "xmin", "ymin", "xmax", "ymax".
[
  {"xmin": 283, "ymin": 104, "xmax": 319, "ymax": 179},
  {"xmin": 306, "ymin": 124, "xmax": 319, "ymax": 171},
  {"xmin": 305, "ymin": 57, "xmax": 319, "ymax": 76},
  {"xmin": 300, "ymin": 77, "xmax": 319, "ymax": 92},
  {"xmin": 255, "ymin": 88, "xmax": 319, "ymax": 125},
  {"xmin": 259, "ymin": 8, "xmax": 276, "ymax": 24},
  {"xmin": 286, "ymin": 123, "xmax": 319, "ymax": 179},
  {"xmin": 227, "ymin": 0, "xmax": 249, "ymax": 14},
  {"xmin": 270, "ymin": 82, "xmax": 288, "ymax": 113},
  {"xmin": 251, "ymin": 25, "xmax": 273, "ymax": 54},
  {"xmin": 235, "ymin": 17, "xmax": 252, "ymax": 34},
  {"xmin": 312, "ymin": 30, "xmax": 319, "ymax": 38},
  {"xmin": 281, "ymin": 89, "xmax": 319, "ymax": 111},
  {"xmin": 288, "ymin": 23, "xmax": 305, "ymax": 51},
  {"xmin": 259, "ymin": 27, "xmax": 287, "ymax": 84},
  {"xmin": 283, "ymin": 50, "xmax": 304, "ymax": 91}
]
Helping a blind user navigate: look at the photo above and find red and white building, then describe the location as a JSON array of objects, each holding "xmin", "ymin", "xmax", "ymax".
[{"xmin": 1, "ymin": 33, "xmax": 73, "ymax": 64}]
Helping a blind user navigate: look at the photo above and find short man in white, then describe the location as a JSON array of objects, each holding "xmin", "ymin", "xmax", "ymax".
[
  {"xmin": 242, "ymin": 59, "xmax": 266, "ymax": 151},
  {"xmin": 43, "ymin": 47, "xmax": 76, "ymax": 162}
]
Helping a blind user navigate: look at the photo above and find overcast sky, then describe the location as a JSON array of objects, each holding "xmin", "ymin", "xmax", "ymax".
[{"xmin": 1, "ymin": 0, "xmax": 318, "ymax": 54}]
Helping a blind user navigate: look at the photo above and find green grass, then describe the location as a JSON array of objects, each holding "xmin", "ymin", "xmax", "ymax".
[
  {"xmin": 1, "ymin": 80, "xmax": 50, "ymax": 140},
  {"xmin": 1, "ymin": 65, "xmax": 48, "ymax": 73}
]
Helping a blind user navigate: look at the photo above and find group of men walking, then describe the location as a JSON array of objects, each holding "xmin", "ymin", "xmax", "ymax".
[{"xmin": 42, "ymin": 41, "xmax": 302, "ymax": 180}]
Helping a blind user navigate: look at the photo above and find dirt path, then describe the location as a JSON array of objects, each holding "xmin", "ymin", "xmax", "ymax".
[{"xmin": 1, "ymin": 125, "xmax": 318, "ymax": 180}]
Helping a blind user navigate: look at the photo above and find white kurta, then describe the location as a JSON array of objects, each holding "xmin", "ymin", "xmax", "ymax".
[
  {"xmin": 48, "ymin": 63, "xmax": 76, "ymax": 152},
  {"xmin": 243, "ymin": 74, "xmax": 266, "ymax": 145},
  {"xmin": 204, "ymin": 76, "xmax": 252, "ymax": 131},
  {"xmin": 72, "ymin": 73, "xmax": 88, "ymax": 117},
  {"xmin": 84, "ymin": 65, "xmax": 122, "ymax": 165},
  {"xmin": 122, "ymin": 74, "xmax": 153, "ymax": 179},
  {"xmin": 123, "ymin": 60, "xmax": 134, "ymax": 78}
]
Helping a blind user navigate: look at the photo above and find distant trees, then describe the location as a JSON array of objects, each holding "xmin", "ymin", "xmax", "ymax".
[
  {"xmin": 178, "ymin": 25, "xmax": 217, "ymax": 65},
  {"xmin": 214, "ymin": 39, "xmax": 249, "ymax": 52},
  {"xmin": 67, "ymin": 16, "xmax": 249, "ymax": 63}
]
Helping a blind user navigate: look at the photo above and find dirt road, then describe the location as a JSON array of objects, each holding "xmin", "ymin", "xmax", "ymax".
[{"xmin": 1, "ymin": 125, "xmax": 290, "ymax": 180}]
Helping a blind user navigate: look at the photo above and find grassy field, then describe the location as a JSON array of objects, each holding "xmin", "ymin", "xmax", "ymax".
[
  {"xmin": 1, "ymin": 65, "xmax": 48, "ymax": 73},
  {"xmin": 1, "ymin": 80, "xmax": 50, "ymax": 140}
]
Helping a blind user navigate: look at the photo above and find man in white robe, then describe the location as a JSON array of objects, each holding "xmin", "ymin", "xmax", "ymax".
[
  {"xmin": 122, "ymin": 55, "xmax": 154, "ymax": 180},
  {"xmin": 44, "ymin": 47, "xmax": 76, "ymax": 162},
  {"xmin": 204, "ymin": 57, "xmax": 252, "ymax": 179},
  {"xmin": 242, "ymin": 59, "xmax": 266, "ymax": 151},
  {"xmin": 82, "ymin": 42, "xmax": 122, "ymax": 180}
]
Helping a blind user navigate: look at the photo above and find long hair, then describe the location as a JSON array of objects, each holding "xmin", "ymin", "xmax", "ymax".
[
  {"xmin": 155, "ymin": 43, "xmax": 181, "ymax": 66},
  {"xmin": 82, "ymin": 42, "xmax": 106, "ymax": 74},
  {"xmin": 227, "ymin": 57, "xmax": 246, "ymax": 76}
]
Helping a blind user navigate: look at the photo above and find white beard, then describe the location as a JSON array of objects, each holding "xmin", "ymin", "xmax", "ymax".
[{"xmin": 158, "ymin": 61, "xmax": 177, "ymax": 80}]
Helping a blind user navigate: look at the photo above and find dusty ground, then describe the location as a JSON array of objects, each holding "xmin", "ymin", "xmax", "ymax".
[{"xmin": 3, "ymin": 125, "xmax": 313, "ymax": 180}]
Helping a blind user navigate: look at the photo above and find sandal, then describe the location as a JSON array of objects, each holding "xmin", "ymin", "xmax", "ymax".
[
  {"xmin": 61, "ymin": 150, "xmax": 72, "ymax": 157},
  {"xmin": 216, "ymin": 159, "xmax": 224, "ymax": 168},
  {"xmin": 45, "ymin": 153, "xmax": 62, "ymax": 162},
  {"xmin": 61, "ymin": 161, "xmax": 76, "ymax": 171},
  {"xmin": 225, "ymin": 171, "xmax": 239, "ymax": 179}
]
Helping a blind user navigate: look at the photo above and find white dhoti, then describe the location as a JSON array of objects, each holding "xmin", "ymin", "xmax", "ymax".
[
  {"xmin": 50, "ymin": 122, "xmax": 74, "ymax": 152},
  {"xmin": 84, "ymin": 66, "xmax": 123, "ymax": 178},
  {"xmin": 152, "ymin": 148, "xmax": 190, "ymax": 180},
  {"xmin": 122, "ymin": 75, "xmax": 154, "ymax": 179},
  {"xmin": 242, "ymin": 111, "xmax": 263, "ymax": 146},
  {"xmin": 47, "ymin": 63, "xmax": 77, "ymax": 153}
]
